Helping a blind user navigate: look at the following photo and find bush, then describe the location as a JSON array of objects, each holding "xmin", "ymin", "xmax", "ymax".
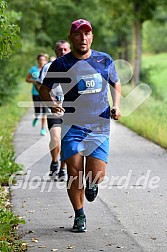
[
  {"xmin": 0, "ymin": 59, "xmax": 20, "ymax": 106},
  {"xmin": 140, "ymin": 65, "xmax": 163, "ymax": 100}
]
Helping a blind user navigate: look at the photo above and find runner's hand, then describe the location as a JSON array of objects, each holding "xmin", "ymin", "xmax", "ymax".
[
  {"xmin": 51, "ymin": 103, "xmax": 65, "ymax": 114},
  {"xmin": 110, "ymin": 107, "xmax": 121, "ymax": 120}
]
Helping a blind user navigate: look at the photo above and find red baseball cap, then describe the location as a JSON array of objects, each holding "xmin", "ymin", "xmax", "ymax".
[{"xmin": 70, "ymin": 19, "xmax": 92, "ymax": 35}]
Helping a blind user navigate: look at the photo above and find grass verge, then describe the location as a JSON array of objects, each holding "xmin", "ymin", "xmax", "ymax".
[
  {"xmin": 120, "ymin": 94, "xmax": 167, "ymax": 149},
  {"xmin": 119, "ymin": 52, "xmax": 167, "ymax": 149},
  {"xmin": 0, "ymin": 81, "xmax": 31, "ymax": 251}
]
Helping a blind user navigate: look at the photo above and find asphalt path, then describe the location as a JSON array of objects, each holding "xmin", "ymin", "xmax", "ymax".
[{"xmin": 12, "ymin": 109, "xmax": 167, "ymax": 252}]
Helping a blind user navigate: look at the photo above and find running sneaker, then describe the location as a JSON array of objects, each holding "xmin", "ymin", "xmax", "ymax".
[
  {"xmin": 32, "ymin": 118, "xmax": 38, "ymax": 127},
  {"xmin": 40, "ymin": 128, "xmax": 46, "ymax": 136},
  {"xmin": 49, "ymin": 161, "xmax": 59, "ymax": 177},
  {"xmin": 58, "ymin": 168, "xmax": 66, "ymax": 182},
  {"xmin": 85, "ymin": 181, "xmax": 98, "ymax": 202},
  {"xmin": 72, "ymin": 215, "xmax": 87, "ymax": 232}
]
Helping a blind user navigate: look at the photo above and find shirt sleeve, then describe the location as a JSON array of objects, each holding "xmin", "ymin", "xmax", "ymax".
[
  {"xmin": 36, "ymin": 62, "xmax": 51, "ymax": 84},
  {"xmin": 29, "ymin": 66, "xmax": 39, "ymax": 79},
  {"xmin": 29, "ymin": 66, "xmax": 34, "ymax": 75},
  {"xmin": 108, "ymin": 60, "xmax": 119, "ymax": 86},
  {"xmin": 43, "ymin": 60, "xmax": 59, "ymax": 89}
]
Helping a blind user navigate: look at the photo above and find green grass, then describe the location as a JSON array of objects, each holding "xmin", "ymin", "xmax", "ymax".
[
  {"xmin": 141, "ymin": 52, "xmax": 167, "ymax": 100},
  {"xmin": 0, "ymin": 81, "xmax": 31, "ymax": 251},
  {"xmin": 0, "ymin": 82, "xmax": 31, "ymax": 185},
  {"xmin": 120, "ymin": 52, "xmax": 167, "ymax": 149}
]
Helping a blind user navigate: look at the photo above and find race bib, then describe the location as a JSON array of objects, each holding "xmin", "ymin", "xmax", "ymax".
[{"xmin": 77, "ymin": 73, "xmax": 102, "ymax": 94}]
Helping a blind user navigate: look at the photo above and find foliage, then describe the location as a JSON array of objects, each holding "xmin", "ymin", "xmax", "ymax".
[
  {"xmin": 0, "ymin": 83, "xmax": 30, "ymax": 251},
  {"xmin": 0, "ymin": 42, "xmax": 52, "ymax": 107},
  {"xmin": 139, "ymin": 65, "xmax": 162, "ymax": 99},
  {"xmin": 8, "ymin": 0, "xmax": 104, "ymax": 47},
  {"xmin": 7, "ymin": 0, "xmax": 132, "ymax": 58},
  {"xmin": 0, "ymin": 148, "xmax": 22, "ymax": 186},
  {"xmin": 143, "ymin": 4, "xmax": 167, "ymax": 53},
  {"xmin": 0, "ymin": 0, "xmax": 22, "ymax": 107},
  {"xmin": 0, "ymin": 83, "xmax": 31, "ymax": 185},
  {"xmin": 120, "ymin": 53, "xmax": 167, "ymax": 149},
  {"xmin": 142, "ymin": 52, "xmax": 167, "ymax": 100},
  {"xmin": 0, "ymin": 0, "xmax": 21, "ymax": 59},
  {"xmin": 0, "ymin": 58, "xmax": 20, "ymax": 106},
  {"xmin": 0, "ymin": 207, "xmax": 26, "ymax": 251},
  {"xmin": 143, "ymin": 20, "xmax": 167, "ymax": 53},
  {"xmin": 7, "ymin": 0, "xmax": 167, "ymax": 86}
]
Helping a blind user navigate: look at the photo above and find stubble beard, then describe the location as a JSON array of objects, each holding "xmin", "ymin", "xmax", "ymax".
[
  {"xmin": 73, "ymin": 44, "xmax": 90, "ymax": 56},
  {"xmin": 76, "ymin": 48, "xmax": 89, "ymax": 55}
]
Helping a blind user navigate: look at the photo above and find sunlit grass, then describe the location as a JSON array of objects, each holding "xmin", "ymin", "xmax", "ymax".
[
  {"xmin": 119, "ymin": 53, "xmax": 167, "ymax": 149},
  {"xmin": 142, "ymin": 52, "xmax": 167, "ymax": 99}
]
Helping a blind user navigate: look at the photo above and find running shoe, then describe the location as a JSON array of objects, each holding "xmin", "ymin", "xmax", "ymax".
[
  {"xmin": 49, "ymin": 161, "xmax": 59, "ymax": 177},
  {"xmin": 85, "ymin": 181, "xmax": 98, "ymax": 202},
  {"xmin": 32, "ymin": 118, "xmax": 38, "ymax": 127},
  {"xmin": 58, "ymin": 168, "xmax": 66, "ymax": 182},
  {"xmin": 40, "ymin": 128, "xmax": 46, "ymax": 136},
  {"xmin": 72, "ymin": 215, "xmax": 87, "ymax": 232}
]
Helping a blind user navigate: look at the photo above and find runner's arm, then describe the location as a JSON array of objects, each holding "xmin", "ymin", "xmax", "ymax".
[
  {"xmin": 35, "ymin": 81, "xmax": 41, "ymax": 92},
  {"xmin": 109, "ymin": 80, "xmax": 121, "ymax": 120},
  {"xmin": 39, "ymin": 84, "xmax": 65, "ymax": 114},
  {"xmin": 25, "ymin": 73, "xmax": 36, "ymax": 84}
]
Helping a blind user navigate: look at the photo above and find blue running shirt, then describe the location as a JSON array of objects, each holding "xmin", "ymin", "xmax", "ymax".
[
  {"xmin": 43, "ymin": 50, "xmax": 119, "ymax": 135},
  {"xmin": 29, "ymin": 66, "xmax": 40, "ymax": 95}
]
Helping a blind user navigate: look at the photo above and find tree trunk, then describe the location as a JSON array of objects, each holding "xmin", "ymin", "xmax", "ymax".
[
  {"xmin": 118, "ymin": 34, "xmax": 129, "ymax": 61},
  {"xmin": 122, "ymin": 35, "xmax": 129, "ymax": 62},
  {"xmin": 131, "ymin": 4, "xmax": 142, "ymax": 85}
]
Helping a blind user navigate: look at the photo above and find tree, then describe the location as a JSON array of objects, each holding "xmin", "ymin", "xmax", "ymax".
[
  {"xmin": 125, "ymin": 0, "xmax": 167, "ymax": 84},
  {"xmin": 131, "ymin": 0, "xmax": 158, "ymax": 85},
  {"xmin": 101, "ymin": 0, "xmax": 167, "ymax": 85},
  {"xmin": 143, "ymin": 5, "xmax": 167, "ymax": 53},
  {"xmin": 0, "ymin": 0, "xmax": 21, "ymax": 59},
  {"xmin": 7, "ymin": 0, "xmax": 167, "ymax": 86}
]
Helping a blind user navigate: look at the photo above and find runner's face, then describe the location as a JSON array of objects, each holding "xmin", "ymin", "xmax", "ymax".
[
  {"xmin": 56, "ymin": 43, "xmax": 71, "ymax": 57},
  {"xmin": 69, "ymin": 27, "xmax": 93, "ymax": 55},
  {"xmin": 38, "ymin": 56, "xmax": 47, "ymax": 67}
]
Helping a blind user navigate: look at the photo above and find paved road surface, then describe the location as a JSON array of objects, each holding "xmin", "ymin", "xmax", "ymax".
[{"xmin": 12, "ymin": 109, "xmax": 167, "ymax": 252}]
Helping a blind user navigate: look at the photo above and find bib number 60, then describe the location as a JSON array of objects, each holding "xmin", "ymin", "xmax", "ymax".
[{"xmin": 86, "ymin": 80, "xmax": 95, "ymax": 88}]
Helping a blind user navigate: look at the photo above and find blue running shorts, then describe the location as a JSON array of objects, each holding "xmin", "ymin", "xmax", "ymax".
[{"xmin": 61, "ymin": 125, "xmax": 109, "ymax": 163}]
